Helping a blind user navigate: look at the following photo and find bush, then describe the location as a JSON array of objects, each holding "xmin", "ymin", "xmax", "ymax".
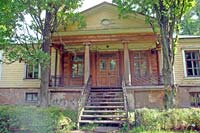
[
  {"xmin": 135, "ymin": 108, "xmax": 200, "ymax": 131},
  {"xmin": 0, "ymin": 105, "xmax": 77, "ymax": 133}
]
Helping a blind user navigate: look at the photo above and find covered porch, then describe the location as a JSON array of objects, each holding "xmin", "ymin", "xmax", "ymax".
[{"xmin": 49, "ymin": 33, "xmax": 163, "ymax": 88}]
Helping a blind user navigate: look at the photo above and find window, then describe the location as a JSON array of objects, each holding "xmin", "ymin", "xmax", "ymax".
[
  {"xmin": 100, "ymin": 60, "xmax": 106, "ymax": 70},
  {"xmin": 133, "ymin": 52, "xmax": 148, "ymax": 77},
  {"xmin": 71, "ymin": 55, "xmax": 83, "ymax": 78},
  {"xmin": 185, "ymin": 50, "xmax": 200, "ymax": 77},
  {"xmin": 0, "ymin": 50, "xmax": 2, "ymax": 80},
  {"xmin": 25, "ymin": 92, "xmax": 38, "ymax": 102},
  {"xmin": 110, "ymin": 60, "xmax": 116, "ymax": 70},
  {"xmin": 190, "ymin": 92, "xmax": 200, "ymax": 107},
  {"xmin": 25, "ymin": 64, "xmax": 39, "ymax": 79}
]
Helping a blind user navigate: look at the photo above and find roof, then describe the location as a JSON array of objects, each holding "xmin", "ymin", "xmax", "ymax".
[
  {"xmin": 179, "ymin": 35, "xmax": 200, "ymax": 39},
  {"xmin": 80, "ymin": 1, "xmax": 147, "ymax": 20},
  {"xmin": 81, "ymin": 2, "xmax": 114, "ymax": 14}
]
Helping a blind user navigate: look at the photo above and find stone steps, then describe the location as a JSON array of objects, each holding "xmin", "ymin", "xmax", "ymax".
[{"xmin": 78, "ymin": 87, "xmax": 127, "ymax": 128}]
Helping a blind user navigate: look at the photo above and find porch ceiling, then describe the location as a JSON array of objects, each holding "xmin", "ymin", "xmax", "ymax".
[{"xmin": 52, "ymin": 33, "xmax": 156, "ymax": 45}]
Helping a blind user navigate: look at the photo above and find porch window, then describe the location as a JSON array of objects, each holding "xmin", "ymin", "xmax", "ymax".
[
  {"xmin": 71, "ymin": 55, "xmax": 83, "ymax": 78},
  {"xmin": 190, "ymin": 92, "xmax": 200, "ymax": 107},
  {"xmin": 133, "ymin": 52, "xmax": 148, "ymax": 77},
  {"xmin": 185, "ymin": 50, "xmax": 200, "ymax": 77},
  {"xmin": 25, "ymin": 64, "xmax": 39, "ymax": 79}
]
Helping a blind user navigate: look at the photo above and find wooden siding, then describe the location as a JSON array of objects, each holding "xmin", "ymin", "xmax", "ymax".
[
  {"xmin": 174, "ymin": 38, "xmax": 200, "ymax": 86},
  {"xmin": 0, "ymin": 47, "xmax": 59, "ymax": 88},
  {"xmin": 0, "ymin": 62, "xmax": 40, "ymax": 88}
]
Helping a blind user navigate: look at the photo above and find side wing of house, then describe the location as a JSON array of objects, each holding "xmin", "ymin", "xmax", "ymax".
[
  {"xmin": 174, "ymin": 37, "xmax": 200, "ymax": 107},
  {"xmin": 0, "ymin": 48, "xmax": 61, "ymax": 105}
]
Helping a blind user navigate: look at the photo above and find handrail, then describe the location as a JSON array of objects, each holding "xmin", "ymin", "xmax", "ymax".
[
  {"xmin": 121, "ymin": 77, "xmax": 129, "ymax": 125},
  {"xmin": 77, "ymin": 76, "xmax": 91, "ymax": 129}
]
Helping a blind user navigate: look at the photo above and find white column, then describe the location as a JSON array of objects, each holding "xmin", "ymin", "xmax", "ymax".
[
  {"xmin": 158, "ymin": 48, "xmax": 163, "ymax": 83},
  {"xmin": 123, "ymin": 42, "xmax": 132, "ymax": 86},
  {"xmin": 84, "ymin": 43, "xmax": 90, "ymax": 84}
]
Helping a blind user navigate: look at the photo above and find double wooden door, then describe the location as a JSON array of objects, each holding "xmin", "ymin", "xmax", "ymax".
[{"xmin": 96, "ymin": 52, "xmax": 120, "ymax": 87}]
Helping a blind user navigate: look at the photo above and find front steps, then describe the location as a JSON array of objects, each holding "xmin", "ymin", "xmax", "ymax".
[{"xmin": 78, "ymin": 87, "xmax": 127, "ymax": 128}]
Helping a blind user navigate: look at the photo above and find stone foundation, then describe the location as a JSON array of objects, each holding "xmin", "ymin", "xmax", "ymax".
[
  {"xmin": 126, "ymin": 86, "xmax": 200, "ymax": 110},
  {"xmin": 0, "ymin": 88, "xmax": 39, "ymax": 105},
  {"xmin": 0, "ymin": 86, "xmax": 199, "ymax": 110},
  {"xmin": 0, "ymin": 88, "xmax": 82, "ymax": 110}
]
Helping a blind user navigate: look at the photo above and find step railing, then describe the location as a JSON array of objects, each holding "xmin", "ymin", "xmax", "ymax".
[
  {"xmin": 122, "ymin": 77, "xmax": 129, "ymax": 124},
  {"xmin": 77, "ymin": 76, "xmax": 91, "ymax": 129}
]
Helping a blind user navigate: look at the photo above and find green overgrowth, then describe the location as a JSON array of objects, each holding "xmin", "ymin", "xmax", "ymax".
[
  {"xmin": 0, "ymin": 105, "xmax": 77, "ymax": 133},
  {"xmin": 135, "ymin": 108, "xmax": 200, "ymax": 132}
]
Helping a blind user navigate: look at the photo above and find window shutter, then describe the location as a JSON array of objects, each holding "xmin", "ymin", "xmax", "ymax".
[
  {"xmin": 38, "ymin": 64, "xmax": 41, "ymax": 79},
  {"xmin": 0, "ymin": 50, "xmax": 2, "ymax": 80},
  {"xmin": 24, "ymin": 64, "xmax": 27, "ymax": 79}
]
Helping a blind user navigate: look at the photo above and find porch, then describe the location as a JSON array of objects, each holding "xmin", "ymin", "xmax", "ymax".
[{"xmin": 49, "ymin": 33, "xmax": 163, "ymax": 88}]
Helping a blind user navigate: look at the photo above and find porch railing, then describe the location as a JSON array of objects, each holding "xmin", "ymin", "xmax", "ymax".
[
  {"xmin": 131, "ymin": 74, "xmax": 163, "ymax": 86},
  {"xmin": 49, "ymin": 75, "xmax": 84, "ymax": 87},
  {"xmin": 77, "ymin": 76, "xmax": 91, "ymax": 129}
]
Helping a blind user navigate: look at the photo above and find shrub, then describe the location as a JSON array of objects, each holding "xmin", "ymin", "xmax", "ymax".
[
  {"xmin": 0, "ymin": 105, "xmax": 77, "ymax": 133},
  {"xmin": 135, "ymin": 108, "xmax": 200, "ymax": 131}
]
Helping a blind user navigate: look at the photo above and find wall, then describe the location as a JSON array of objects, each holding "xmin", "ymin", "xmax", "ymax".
[
  {"xmin": 50, "ymin": 90, "xmax": 81, "ymax": 110},
  {"xmin": 0, "ymin": 47, "xmax": 60, "ymax": 88},
  {"xmin": 0, "ymin": 88, "xmax": 39, "ymax": 105},
  {"xmin": 0, "ymin": 88, "xmax": 82, "ymax": 110},
  {"xmin": 0, "ymin": 61, "xmax": 40, "ymax": 88},
  {"xmin": 126, "ymin": 85, "xmax": 200, "ymax": 109},
  {"xmin": 126, "ymin": 87, "xmax": 165, "ymax": 110},
  {"xmin": 174, "ymin": 38, "xmax": 200, "ymax": 86}
]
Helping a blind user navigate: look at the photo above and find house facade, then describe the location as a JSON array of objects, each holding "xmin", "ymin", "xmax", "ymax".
[{"xmin": 0, "ymin": 2, "xmax": 200, "ymax": 110}]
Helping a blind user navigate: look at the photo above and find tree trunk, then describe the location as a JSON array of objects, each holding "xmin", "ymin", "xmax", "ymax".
[
  {"xmin": 40, "ymin": 11, "xmax": 52, "ymax": 107},
  {"xmin": 160, "ymin": 22, "xmax": 176, "ymax": 109}
]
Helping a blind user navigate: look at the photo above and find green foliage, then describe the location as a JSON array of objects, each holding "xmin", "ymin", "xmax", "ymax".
[
  {"xmin": 121, "ymin": 122, "xmax": 130, "ymax": 132},
  {"xmin": 0, "ymin": 105, "xmax": 77, "ymax": 133},
  {"xmin": 135, "ymin": 108, "xmax": 200, "ymax": 131},
  {"xmin": 80, "ymin": 123, "xmax": 98, "ymax": 131},
  {"xmin": 181, "ymin": 0, "xmax": 200, "ymax": 35},
  {"xmin": 0, "ymin": 0, "xmax": 84, "ymax": 66}
]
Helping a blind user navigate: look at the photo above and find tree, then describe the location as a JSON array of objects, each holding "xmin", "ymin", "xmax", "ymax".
[
  {"xmin": 0, "ymin": 0, "xmax": 84, "ymax": 107},
  {"xmin": 113, "ymin": 0, "xmax": 195, "ymax": 109},
  {"xmin": 181, "ymin": 0, "xmax": 200, "ymax": 35}
]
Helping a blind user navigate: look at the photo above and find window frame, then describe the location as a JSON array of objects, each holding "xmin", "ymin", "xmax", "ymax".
[
  {"xmin": 132, "ymin": 51, "xmax": 149, "ymax": 78},
  {"xmin": 183, "ymin": 50, "xmax": 200, "ymax": 78},
  {"xmin": 24, "ymin": 64, "xmax": 41, "ymax": 79},
  {"xmin": 71, "ymin": 55, "xmax": 84, "ymax": 78},
  {"xmin": 25, "ymin": 92, "xmax": 38, "ymax": 103},
  {"xmin": 190, "ymin": 92, "xmax": 200, "ymax": 107}
]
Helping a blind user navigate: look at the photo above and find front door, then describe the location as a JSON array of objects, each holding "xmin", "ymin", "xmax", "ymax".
[{"xmin": 96, "ymin": 52, "xmax": 120, "ymax": 87}]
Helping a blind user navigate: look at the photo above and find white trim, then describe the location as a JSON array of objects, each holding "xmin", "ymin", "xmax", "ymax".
[
  {"xmin": 182, "ymin": 49, "xmax": 200, "ymax": 78},
  {"xmin": 182, "ymin": 49, "xmax": 187, "ymax": 77},
  {"xmin": 24, "ymin": 63, "xmax": 40, "ymax": 79},
  {"xmin": 38, "ymin": 64, "xmax": 41, "ymax": 79},
  {"xmin": 24, "ymin": 63, "xmax": 27, "ymax": 79},
  {"xmin": 0, "ymin": 50, "xmax": 3, "ymax": 80}
]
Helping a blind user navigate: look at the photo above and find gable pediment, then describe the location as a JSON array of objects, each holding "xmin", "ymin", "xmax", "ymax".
[
  {"xmin": 56, "ymin": 2, "xmax": 153, "ymax": 35},
  {"xmin": 82, "ymin": 2, "xmax": 151, "ymax": 30}
]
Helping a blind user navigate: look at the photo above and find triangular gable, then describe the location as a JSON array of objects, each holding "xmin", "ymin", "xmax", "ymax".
[{"xmin": 56, "ymin": 2, "xmax": 153, "ymax": 35}]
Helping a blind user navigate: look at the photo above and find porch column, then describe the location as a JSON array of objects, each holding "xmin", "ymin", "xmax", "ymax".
[
  {"xmin": 123, "ymin": 41, "xmax": 132, "ymax": 86},
  {"xmin": 84, "ymin": 43, "xmax": 90, "ymax": 84},
  {"xmin": 158, "ymin": 48, "xmax": 163, "ymax": 83}
]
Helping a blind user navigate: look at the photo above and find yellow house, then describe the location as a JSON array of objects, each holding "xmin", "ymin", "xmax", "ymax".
[{"xmin": 0, "ymin": 2, "xmax": 199, "ymax": 126}]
